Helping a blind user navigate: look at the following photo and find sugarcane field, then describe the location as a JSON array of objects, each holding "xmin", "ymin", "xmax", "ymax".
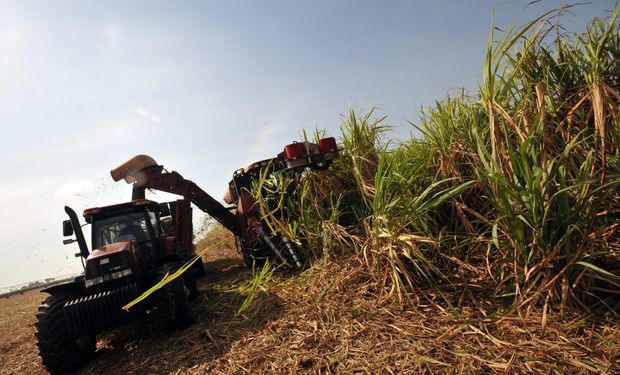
[{"xmin": 1, "ymin": 1, "xmax": 619, "ymax": 374}]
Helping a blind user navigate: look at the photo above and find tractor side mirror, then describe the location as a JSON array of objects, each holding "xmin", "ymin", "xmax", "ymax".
[{"xmin": 63, "ymin": 220, "xmax": 74, "ymax": 237}]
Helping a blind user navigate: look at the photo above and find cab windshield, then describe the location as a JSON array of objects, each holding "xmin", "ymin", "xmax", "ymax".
[{"xmin": 92, "ymin": 213, "xmax": 151, "ymax": 249}]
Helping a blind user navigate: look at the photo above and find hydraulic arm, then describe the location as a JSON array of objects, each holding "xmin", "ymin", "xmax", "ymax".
[
  {"xmin": 110, "ymin": 137, "xmax": 338, "ymax": 270},
  {"xmin": 111, "ymin": 156, "xmax": 241, "ymax": 236}
]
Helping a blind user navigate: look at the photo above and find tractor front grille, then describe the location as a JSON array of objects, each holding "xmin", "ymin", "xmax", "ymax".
[{"xmin": 64, "ymin": 283, "xmax": 140, "ymax": 336}]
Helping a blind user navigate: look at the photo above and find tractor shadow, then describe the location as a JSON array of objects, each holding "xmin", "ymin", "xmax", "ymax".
[{"xmin": 80, "ymin": 256, "xmax": 284, "ymax": 374}]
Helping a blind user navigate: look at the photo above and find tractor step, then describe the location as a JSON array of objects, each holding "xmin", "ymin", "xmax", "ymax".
[{"xmin": 64, "ymin": 283, "xmax": 140, "ymax": 336}]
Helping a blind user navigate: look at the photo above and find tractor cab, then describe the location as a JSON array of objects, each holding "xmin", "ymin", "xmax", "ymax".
[
  {"xmin": 85, "ymin": 200, "xmax": 160, "ymax": 254},
  {"xmin": 62, "ymin": 198, "xmax": 195, "ymax": 291},
  {"xmin": 81, "ymin": 199, "xmax": 160, "ymax": 289},
  {"xmin": 91, "ymin": 210, "xmax": 152, "ymax": 247}
]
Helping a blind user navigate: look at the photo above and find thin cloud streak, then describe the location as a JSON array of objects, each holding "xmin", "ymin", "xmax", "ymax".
[{"xmin": 135, "ymin": 107, "xmax": 163, "ymax": 123}]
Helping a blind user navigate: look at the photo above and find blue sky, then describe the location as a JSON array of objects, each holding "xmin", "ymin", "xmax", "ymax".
[{"xmin": 0, "ymin": 0, "xmax": 614, "ymax": 289}]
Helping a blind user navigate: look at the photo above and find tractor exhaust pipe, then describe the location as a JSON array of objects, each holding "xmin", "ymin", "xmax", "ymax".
[{"xmin": 64, "ymin": 206, "xmax": 89, "ymax": 258}]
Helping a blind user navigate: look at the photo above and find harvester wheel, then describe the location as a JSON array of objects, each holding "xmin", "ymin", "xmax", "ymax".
[
  {"xmin": 35, "ymin": 292, "xmax": 96, "ymax": 374},
  {"xmin": 153, "ymin": 262, "xmax": 192, "ymax": 328}
]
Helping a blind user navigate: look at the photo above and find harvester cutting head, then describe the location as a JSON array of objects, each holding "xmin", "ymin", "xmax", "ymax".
[{"xmin": 224, "ymin": 137, "xmax": 339, "ymax": 205}]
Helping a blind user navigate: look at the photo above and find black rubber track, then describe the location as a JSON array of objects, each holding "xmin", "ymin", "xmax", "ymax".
[{"xmin": 35, "ymin": 293, "xmax": 96, "ymax": 374}]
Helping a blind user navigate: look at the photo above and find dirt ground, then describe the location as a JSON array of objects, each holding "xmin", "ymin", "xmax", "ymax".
[
  {"xmin": 0, "ymin": 287, "xmax": 46, "ymax": 374},
  {"xmin": 0, "ymin": 247, "xmax": 256, "ymax": 375},
  {"xmin": 1, "ymin": 247, "xmax": 619, "ymax": 374}
]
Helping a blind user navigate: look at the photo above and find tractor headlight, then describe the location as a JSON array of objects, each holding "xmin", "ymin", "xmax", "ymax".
[
  {"xmin": 85, "ymin": 268, "xmax": 132, "ymax": 287},
  {"xmin": 84, "ymin": 276, "xmax": 104, "ymax": 288},
  {"xmin": 111, "ymin": 268, "xmax": 133, "ymax": 280}
]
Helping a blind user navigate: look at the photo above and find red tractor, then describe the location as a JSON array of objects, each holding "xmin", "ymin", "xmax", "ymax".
[
  {"xmin": 36, "ymin": 199, "xmax": 201, "ymax": 373},
  {"xmin": 35, "ymin": 138, "xmax": 338, "ymax": 374}
]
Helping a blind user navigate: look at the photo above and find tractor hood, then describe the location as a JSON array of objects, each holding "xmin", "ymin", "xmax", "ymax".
[
  {"xmin": 87, "ymin": 241, "xmax": 145, "ymax": 274},
  {"xmin": 88, "ymin": 241, "xmax": 134, "ymax": 260}
]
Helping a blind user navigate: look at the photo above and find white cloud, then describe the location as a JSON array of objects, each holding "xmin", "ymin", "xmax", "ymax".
[
  {"xmin": 135, "ymin": 107, "xmax": 163, "ymax": 123},
  {"xmin": 135, "ymin": 107, "xmax": 149, "ymax": 117}
]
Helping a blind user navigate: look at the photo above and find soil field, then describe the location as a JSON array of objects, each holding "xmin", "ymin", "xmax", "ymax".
[
  {"xmin": 0, "ymin": 287, "xmax": 46, "ymax": 374},
  {"xmin": 0, "ymin": 246, "xmax": 256, "ymax": 375},
  {"xmin": 1, "ymin": 247, "xmax": 619, "ymax": 374}
]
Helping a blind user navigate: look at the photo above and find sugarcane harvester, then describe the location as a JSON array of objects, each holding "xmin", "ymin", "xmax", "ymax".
[
  {"xmin": 35, "ymin": 137, "xmax": 338, "ymax": 374},
  {"xmin": 111, "ymin": 136, "xmax": 339, "ymax": 270}
]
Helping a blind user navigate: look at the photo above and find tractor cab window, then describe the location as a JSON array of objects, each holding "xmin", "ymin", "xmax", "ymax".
[
  {"xmin": 93, "ymin": 213, "xmax": 151, "ymax": 249},
  {"xmin": 148, "ymin": 211, "xmax": 159, "ymax": 237}
]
